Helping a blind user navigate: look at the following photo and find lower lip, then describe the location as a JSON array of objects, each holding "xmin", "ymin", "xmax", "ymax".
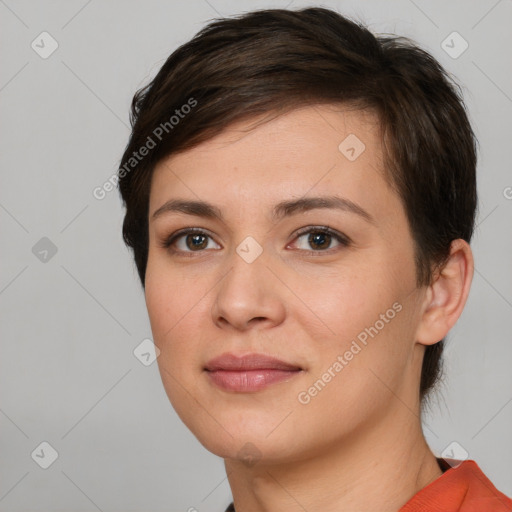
[{"xmin": 206, "ymin": 369, "xmax": 301, "ymax": 392}]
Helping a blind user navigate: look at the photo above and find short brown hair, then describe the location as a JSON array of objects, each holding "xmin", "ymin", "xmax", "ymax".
[{"xmin": 117, "ymin": 7, "xmax": 478, "ymax": 403}]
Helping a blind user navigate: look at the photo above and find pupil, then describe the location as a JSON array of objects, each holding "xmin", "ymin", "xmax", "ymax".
[
  {"xmin": 187, "ymin": 234, "xmax": 207, "ymax": 250},
  {"xmin": 309, "ymin": 232, "xmax": 330, "ymax": 250}
]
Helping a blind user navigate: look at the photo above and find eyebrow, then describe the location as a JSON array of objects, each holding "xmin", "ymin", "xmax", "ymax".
[{"xmin": 151, "ymin": 195, "xmax": 375, "ymax": 224}]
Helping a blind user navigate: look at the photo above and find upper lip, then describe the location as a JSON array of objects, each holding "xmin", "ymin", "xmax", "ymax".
[{"xmin": 204, "ymin": 353, "xmax": 302, "ymax": 371}]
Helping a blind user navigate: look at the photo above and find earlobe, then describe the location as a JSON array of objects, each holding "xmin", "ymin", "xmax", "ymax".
[{"xmin": 416, "ymin": 239, "xmax": 474, "ymax": 346}]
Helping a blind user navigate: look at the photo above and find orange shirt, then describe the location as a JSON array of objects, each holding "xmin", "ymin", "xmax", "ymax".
[
  {"xmin": 399, "ymin": 459, "xmax": 512, "ymax": 511},
  {"xmin": 224, "ymin": 459, "xmax": 512, "ymax": 511}
]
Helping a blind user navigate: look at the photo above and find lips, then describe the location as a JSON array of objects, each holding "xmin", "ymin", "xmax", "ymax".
[
  {"xmin": 205, "ymin": 353, "xmax": 301, "ymax": 372},
  {"xmin": 204, "ymin": 353, "xmax": 303, "ymax": 392}
]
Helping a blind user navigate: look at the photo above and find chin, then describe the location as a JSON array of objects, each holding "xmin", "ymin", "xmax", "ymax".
[
  {"xmin": 177, "ymin": 406, "xmax": 301, "ymax": 463},
  {"xmin": 195, "ymin": 430, "xmax": 303, "ymax": 466}
]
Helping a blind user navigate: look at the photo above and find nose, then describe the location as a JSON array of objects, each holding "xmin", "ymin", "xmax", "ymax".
[{"xmin": 210, "ymin": 243, "xmax": 287, "ymax": 332}]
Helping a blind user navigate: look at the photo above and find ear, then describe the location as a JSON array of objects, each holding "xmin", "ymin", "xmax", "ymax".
[{"xmin": 415, "ymin": 239, "xmax": 474, "ymax": 346}]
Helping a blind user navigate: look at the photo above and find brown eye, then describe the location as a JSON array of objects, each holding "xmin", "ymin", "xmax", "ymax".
[
  {"xmin": 307, "ymin": 231, "xmax": 332, "ymax": 250},
  {"xmin": 292, "ymin": 226, "xmax": 350, "ymax": 253},
  {"xmin": 185, "ymin": 233, "xmax": 209, "ymax": 251},
  {"xmin": 161, "ymin": 228, "xmax": 221, "ymax": 253}
]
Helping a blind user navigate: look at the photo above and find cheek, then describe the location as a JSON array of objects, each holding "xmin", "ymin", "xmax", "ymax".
[
  {"xmin": 303, "ymin": 261, "xmax": 395, "ymax": 342},
  {"xmin": 144, "ymin": 269, "xmax": 209, "ymax": 414},
  {"xmin": 145, "ymin": 252, "xmax": 204, "ymax": 337},
  {"xmin": 144, "ymin": 270, "xmax": 204, "ymax": 401},
  {"xmin": 145, "ymin": 279, "xmax": 205, "ymax": 354},
  {"xmin": 298, "ymin": 260, "xmax": 414, "ymax": 391}
]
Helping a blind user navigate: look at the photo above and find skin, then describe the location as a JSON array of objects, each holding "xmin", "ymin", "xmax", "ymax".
[{"xmin": 145, "ymin": 104, "xmax": 474, "ymax": 511}]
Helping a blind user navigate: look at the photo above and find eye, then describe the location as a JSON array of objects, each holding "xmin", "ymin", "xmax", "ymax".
[
  {"xmin": 290, "ymin": 226, "xmax": 351, "ymax": 254},
  {"xmin": 161, "ymin": 228, "xmax": 220, "ymax": 254},
  {"xmin": 160, "ymin": 225, "xmax": 351, "ymax": 256}
]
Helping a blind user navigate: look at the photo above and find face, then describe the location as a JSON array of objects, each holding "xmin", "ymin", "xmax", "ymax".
[{"xmin": 145, "ymin": 104, "xmax": 428, "ymax": 464}]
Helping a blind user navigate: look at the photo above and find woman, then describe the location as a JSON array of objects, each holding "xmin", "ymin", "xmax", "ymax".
[{"xmin": 117, "ymin": 7, "xmax": 512, "ymax": 511}]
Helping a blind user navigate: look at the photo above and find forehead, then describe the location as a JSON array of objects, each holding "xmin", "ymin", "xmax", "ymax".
[{"xmin": 149, "ymin": 105, "xmax": 390, "ymax": 216}]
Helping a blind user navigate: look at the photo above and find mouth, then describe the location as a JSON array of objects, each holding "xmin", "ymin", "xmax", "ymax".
[{"xmin": 204, "ymin": 353, "xmax": 303, "ymax": 392}]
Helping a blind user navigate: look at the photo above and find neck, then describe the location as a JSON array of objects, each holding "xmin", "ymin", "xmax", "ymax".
[{"xmin": 224, "ymin": 404, "xmax": 443, "ymax": 512}]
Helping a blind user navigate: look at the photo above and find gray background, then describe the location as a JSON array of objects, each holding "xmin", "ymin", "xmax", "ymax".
[{"xmin": 1, "ymin": 0, "xmax": 511, "ymax": 510}]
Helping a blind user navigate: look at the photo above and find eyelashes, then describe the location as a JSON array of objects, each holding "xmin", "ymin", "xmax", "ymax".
[{"xmin": 159, "ymin": 225, "xmax": 352, "ymax": 257}]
